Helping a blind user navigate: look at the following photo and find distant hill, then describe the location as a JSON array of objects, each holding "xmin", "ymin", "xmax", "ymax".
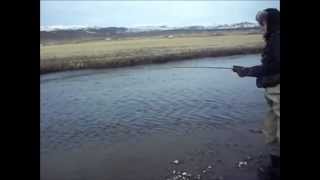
[{"xmin": 40, "ymin": 22, "xmax": 260, "ymax": 45}]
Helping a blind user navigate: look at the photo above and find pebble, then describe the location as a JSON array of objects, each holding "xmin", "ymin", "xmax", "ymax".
[
  {"xmin": 202, "ymin": 170, "xmax": 206, "ymax": 173},
  {"xmin": 172, "ymin": 176, "xmax": 179, "ymax": 180},
  {"xmin": 172, "ymin": 170, "xmax": 176, "ymax": 174},
  {"xmin": 238, "ymin": 161, "xmax": 248, "ymax": 168},
  {"xmin": 195, "ymin": 174, "xmax": 201, "ymax": 179},
  {"xmin": 182, "ymin": 172, "xmax": 187, "ymax": 176},
  {"xmin": 208, "ymin": 165, "xmax": 212, "ymax": 169},
  {"xmin": 173, "ymin": 160, "xmax": 180, "ymax": 164}
]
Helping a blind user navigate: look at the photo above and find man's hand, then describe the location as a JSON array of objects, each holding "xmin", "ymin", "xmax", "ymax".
[{"xmin": 232, "ymin": 65, "xmax": 249, "ymax": 77}]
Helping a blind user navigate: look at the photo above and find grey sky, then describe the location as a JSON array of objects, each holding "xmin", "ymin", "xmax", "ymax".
[{"xmin": 41, "ymin": 1, "xmax": 280, "ymax": 27}]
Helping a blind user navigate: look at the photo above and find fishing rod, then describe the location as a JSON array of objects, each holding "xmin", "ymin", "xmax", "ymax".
[{"xmin": 173, "ymin": 66, "xmax": 233, "ymax": 70}]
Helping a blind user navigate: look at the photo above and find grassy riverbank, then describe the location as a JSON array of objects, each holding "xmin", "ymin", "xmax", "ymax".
[{"xmin": 40, "ymin": 32, "xmax": 264, "ymax": 74}]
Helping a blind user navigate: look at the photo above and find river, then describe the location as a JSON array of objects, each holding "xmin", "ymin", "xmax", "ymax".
[{"xmin": 41, "ymin": 54, "xmax": 267, "ymax": 180}]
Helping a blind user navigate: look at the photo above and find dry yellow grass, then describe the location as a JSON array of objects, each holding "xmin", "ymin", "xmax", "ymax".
[{"xmin": 40, "ymin": 33, "xmax": 264, "ymax": 74}]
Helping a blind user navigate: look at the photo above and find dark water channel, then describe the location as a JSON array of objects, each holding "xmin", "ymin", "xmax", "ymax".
[{"xmin": 41, "ymin": 54, "xmax": 267, "ymax": 180}]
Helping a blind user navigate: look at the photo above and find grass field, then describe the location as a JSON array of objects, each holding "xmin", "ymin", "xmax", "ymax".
[{"xmin": 40, "ymin": 32, "xmax": 264, "ymax": 74}]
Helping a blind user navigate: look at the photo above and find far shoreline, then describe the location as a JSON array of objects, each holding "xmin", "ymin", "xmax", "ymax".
[
  {"xmin": 41, "ymin": 33, "xmax": 264, "ymax": 75},
  {"xmin": 40, "ymin": 49, "xmax": 262, "ymax": 75}
]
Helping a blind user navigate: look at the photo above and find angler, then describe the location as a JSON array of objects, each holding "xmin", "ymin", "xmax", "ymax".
[{"xmin": 233, "ymin": 8, "xmax": 280, "ymax": 180}]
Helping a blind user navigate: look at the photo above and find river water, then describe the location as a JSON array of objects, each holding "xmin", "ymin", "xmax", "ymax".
[{"xmin": 41, "ymin": 54, "xmax": 267, "ymax": 180}]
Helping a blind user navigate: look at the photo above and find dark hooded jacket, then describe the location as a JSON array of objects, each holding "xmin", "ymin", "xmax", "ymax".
[
  {"xmin": 247, "ymin": 9, "xmax": 280, "ymax": 88},
  {"xmin": 247, "ymin": 31, "xmax": 280, "ymax": 88}
]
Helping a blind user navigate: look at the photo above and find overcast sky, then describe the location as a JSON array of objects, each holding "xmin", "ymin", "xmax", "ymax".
[{"xmin": 41, "ymin": 1, "xmax": 280, "ymax": 27}]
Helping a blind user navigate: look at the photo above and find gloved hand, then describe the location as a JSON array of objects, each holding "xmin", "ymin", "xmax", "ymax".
[{"xmin": 232, "ymin": 65, "xmax": 249, "ymax": 77}]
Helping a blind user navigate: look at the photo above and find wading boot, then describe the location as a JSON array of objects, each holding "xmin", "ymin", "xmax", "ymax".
[{"xmin": 258, "ymin": 155, "xmax": 280, "ymax": 180}]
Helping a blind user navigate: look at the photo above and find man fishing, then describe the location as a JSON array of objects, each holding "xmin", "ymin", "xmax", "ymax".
[{"xmin": 232, "ymin": 8, "xmax": 280, "ymax": 180}]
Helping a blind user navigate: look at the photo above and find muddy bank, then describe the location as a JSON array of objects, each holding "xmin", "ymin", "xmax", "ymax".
[
  {"xmin": 162, "ymin": 121, "xmax": 269, "ymax": 180},
  {"xmin": 41, "ymin": 121, "xmax": 269, "ymax": 180}
]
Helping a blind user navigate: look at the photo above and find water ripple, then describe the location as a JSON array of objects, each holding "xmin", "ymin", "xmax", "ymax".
[{"xmin": 41, "ymin": 55, "xmax": 266, "ymax": 155}]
